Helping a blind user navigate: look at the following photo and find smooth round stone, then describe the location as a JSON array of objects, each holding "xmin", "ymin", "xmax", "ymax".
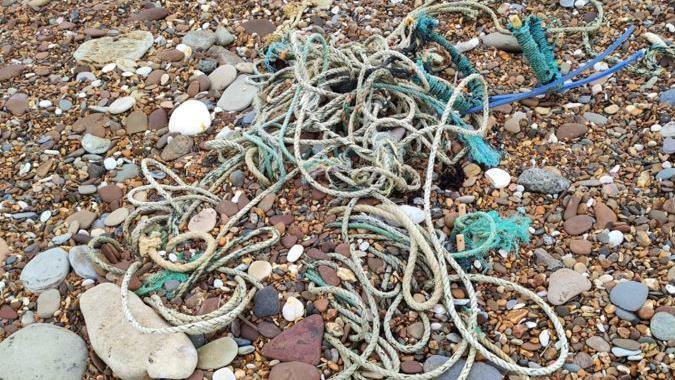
[
  {"xmin": 610, "ymin": 281, "xmax": 648, "ymax": 311},
  {"xmin": 0, "ymin": 323, "xmax": 88, "ymax": 380},
  {"xmin": 76, "ymin": 71, "xmax": 97, "ymax": 81},
  {"xmin": 208, "ymin": 65, "xmax": 237, "ymax": 91},
  {"xmin": 59, "ymin": 99, "xmax": 73, "ymax": 111},
  {"xmin": 197, "ymin": 337, "xmax": 238, "ymax": 369},
  {"xmin": 20, "ymin": 247, "xmax": 70, "ymax": 293},
  {"xmin": 423, "ymin": 356, "xmax": 501, "ymax": 379},
  {"xmin": 187, "ymin": 208, "xmax": 217, "ymax": 233},
  {"xmin": 136, "ymin": 66, "xmax": 152, "ymax": 76},
  {"xmin": 81, "ymin": 134, "xmax": 111, "ymax": 154},
  {"xmin": 115, "ymin": 163, "xmax": 139, "ymax": 182},
  {"xmin": 212, "ymin": 367, "xmax": 236, "ymax": 380},
  {"xmin": 248, "ymin": 260, "xmax": 272, "ymax": 281},
  {"xmin": 78, "ymin": 184, "xmax": 97, "ymax": 194},
  {"xmin": 168, "ymin": 99, "xmax": 211, "ymax": 136},
  {"xmin": 563, "ymin": 215, "xmax": 594, "ymax": 235},
  {"xmin": 103, "ymin": 157, "xmax": 117, "ymax": 170},
  {"xmin": 68, "ymin": 245, "xmax": 98, "ymax": 279},
  {"xmin": 650, "ymin": 312, "xmax": 675, "ymax": 341},
  {"xmin": 216, "ymin": 75, "xmax": 257, "ymax": 112},
  {"xmin": 104, "ymin": 207, "xmax": 129, "ymax": 227},
  {"xmin": 547, "ymin": 268, "xmax": 591, "ymax": 305},
  {"xmin": 253, "ymin": 286, "xmax": 280, "ymax": 318},
  {"xmin": 607, "ymin": 230, "xmax": 624, "ymax": 247},
  {"xmin": 282, "ymin": 296, "xmax": 305, "ymax": 321},
  {"xmin": 237, "ymin": 345, "xmax": 255, "ymax": 355},
  {"xmin": 287, "ymin": 244, "xmax": 304, "ymax": 263},
  {"xmin": 215, "ymin": 27, "xmax": 235, "ymax": 46},
  {"xmin": 108, "ymin": 96, "xmax": 136, "ymax": 114},
  {"xmin": 586, "ymin": 336, "xmax": 610, "ymax": 352},
  {"xmin": 485, "ymin": 168, "xmax": 511, "ymax": 189},
  {"xmin": 36, "ymin": 288, "xmax": 61, "ymax": 318},
  {"xmin": 398, "ymin": 204, "xmax": 425, "ymax": 224},
  {"xmin": 182, "ymin": 29, "xmax": 216, "ymax": 51},
  {"xmin": 269, "ymin": 362, "xmax": 321, "ymax": 380}
]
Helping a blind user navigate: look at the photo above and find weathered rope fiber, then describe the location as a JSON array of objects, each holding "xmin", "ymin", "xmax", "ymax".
[{"xmin": 81, "ymin": 1, "xmax": 662, "ymax": 378}]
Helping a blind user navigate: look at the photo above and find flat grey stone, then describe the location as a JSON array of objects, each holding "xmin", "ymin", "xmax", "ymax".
[
  {"xmin": 36, "ymin": 289, "xmax": 61, "ymax": 318},
  {"xmin": 217, "ymin": 75, "xmax": 257, "ymax": 112},
  {"xmin": 74, "ymin": 30, "xmax": 153, "ymax": 65},
  {"xmin": 583, "ymin": 112, "xmax": 607, "ymax": 125},
  {"xmin": 423, "ymin": 356, "xmax": 503, "ymax": 379},
  {"xmin": 609, "ymin": 281, "xmax": 648, "ymax": 311},
  {"xmin": 182, "ymin": 29, "xmax": 216, "ymax": 51},
  {"xmin": 81, "ymin": 134, "xmax": 111, "ymax": 154},
  {"xmin": 215, "ymin": 27, "xmax": 235, "ymax": 46},
  {"xmin": 481, "ymin": 32, "xmax": 521, "ymax": 53},
  {"xmin": 19, "ymin": 248, "xmax": 70, "ymax": 293},
  {"xmin": 0, "ymin": 323, "xmax": 87, "ymax": 380},
  {"xmin": 518, "ymin": 168, "xmax": 570, "ymax": 194},
  {"xmin": 68, "ymin": 245, "xmax": 98, "ymax": 279},
  {"xmin": 650, "ymin": 312, "xmax": 675, "ymax": 341},
  {"xmin": 114, "ymin": 163, "xmax": 139, "ymax": 182},
  {"xmin": 660, "ymin": 88, "xmax": 675, "ymax": 106}
]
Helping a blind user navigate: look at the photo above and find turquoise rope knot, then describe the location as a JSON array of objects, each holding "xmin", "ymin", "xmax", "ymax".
[{"xmin": 509, "ymin": 16, "xmax": 562, "ymax": 87}]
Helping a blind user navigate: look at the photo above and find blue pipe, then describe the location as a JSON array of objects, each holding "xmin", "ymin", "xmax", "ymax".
[
  {"xmin": 463, "ymin": 48, "xmax": 645, "ymax": 114},
  {"xmin": 462, "ymin": 26, "xmax": 642, "ymax": 115}
]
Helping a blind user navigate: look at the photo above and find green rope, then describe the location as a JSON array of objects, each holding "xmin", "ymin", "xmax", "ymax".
[
  {"xmin": 509, "ymin": 17, "xmax": 562, "ymax": 86},
  {"xmin": 136, "ymin": 270, "xmax": 190, "ymax": 298}
]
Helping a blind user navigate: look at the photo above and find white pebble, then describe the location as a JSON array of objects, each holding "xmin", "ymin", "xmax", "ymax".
[
  {"xmin": 212, "ymin": 367, "xmax": 236, "ymax": 380},
  {"xmin": 599, "ymin": 175, "xmax": 613, "ymax": 184},
  {"xmin": 39, "ymin": 100, "xmax": 52, "ymax": 108},
  {"xmin": 539, "ymin": 330, "xmax": 550, "ymax": 347},
  {"xmin": 103, "ymin": 157, "xmax": 117, "ymax": 170},
  {"xmin": 484, "ymin": 168, "xmax": 511, "ymax": 189},
  {"xmin": 287, "ymin": 244, "xmax": 304, "ymax": 263},
  {"xmin": 282, "ymin": 296, "xmax": 305, "ymax": 321},
  {"xmin": 213, "ymin": 279, "xmax": 224, "ymax": 288},
  {"xmin": 136, "ymin": 66, "xmax": 152, "ymax": 76},
  {"xmin": 607, "ymin": 230, "xmax": 624, "ymax": 247},
  {"xmin": 101, "ymin": 63, "xmax": 116, "ymax": 73},
  {"xmin": 168, "ymin": 99, "xmax": 211, "ymax": 136},
  {"xmin": 398, "ymin": 204, "xmax": 425, "ymax": 224}
]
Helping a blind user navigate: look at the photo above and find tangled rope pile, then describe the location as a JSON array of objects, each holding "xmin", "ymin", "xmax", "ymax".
[{"xmin": 82, "ymin": 1, "xmax": 670, "ymax": 378}]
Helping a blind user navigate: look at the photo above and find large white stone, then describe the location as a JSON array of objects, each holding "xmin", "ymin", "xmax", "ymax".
[
  {"xmin": 19, "ymin": 247, "xmax": 70, "ymax": 293},
  {"xmin": 74, "ymin": 31, "xmax": 154, "ymax": 65},
  {"xmin": 168, "ymin": 100, "xmax": 211, "ymax": 136},
  {"xmin": 0, "ymin": 323, "xmax": 87, "ymax": 380},
  {"xmin": 485, "ymin": 168, "xmax": 511, "ymax": 189},
  {"xmin": 80, "ymin": 283, "xmax": 197, "ymax": 380}
]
